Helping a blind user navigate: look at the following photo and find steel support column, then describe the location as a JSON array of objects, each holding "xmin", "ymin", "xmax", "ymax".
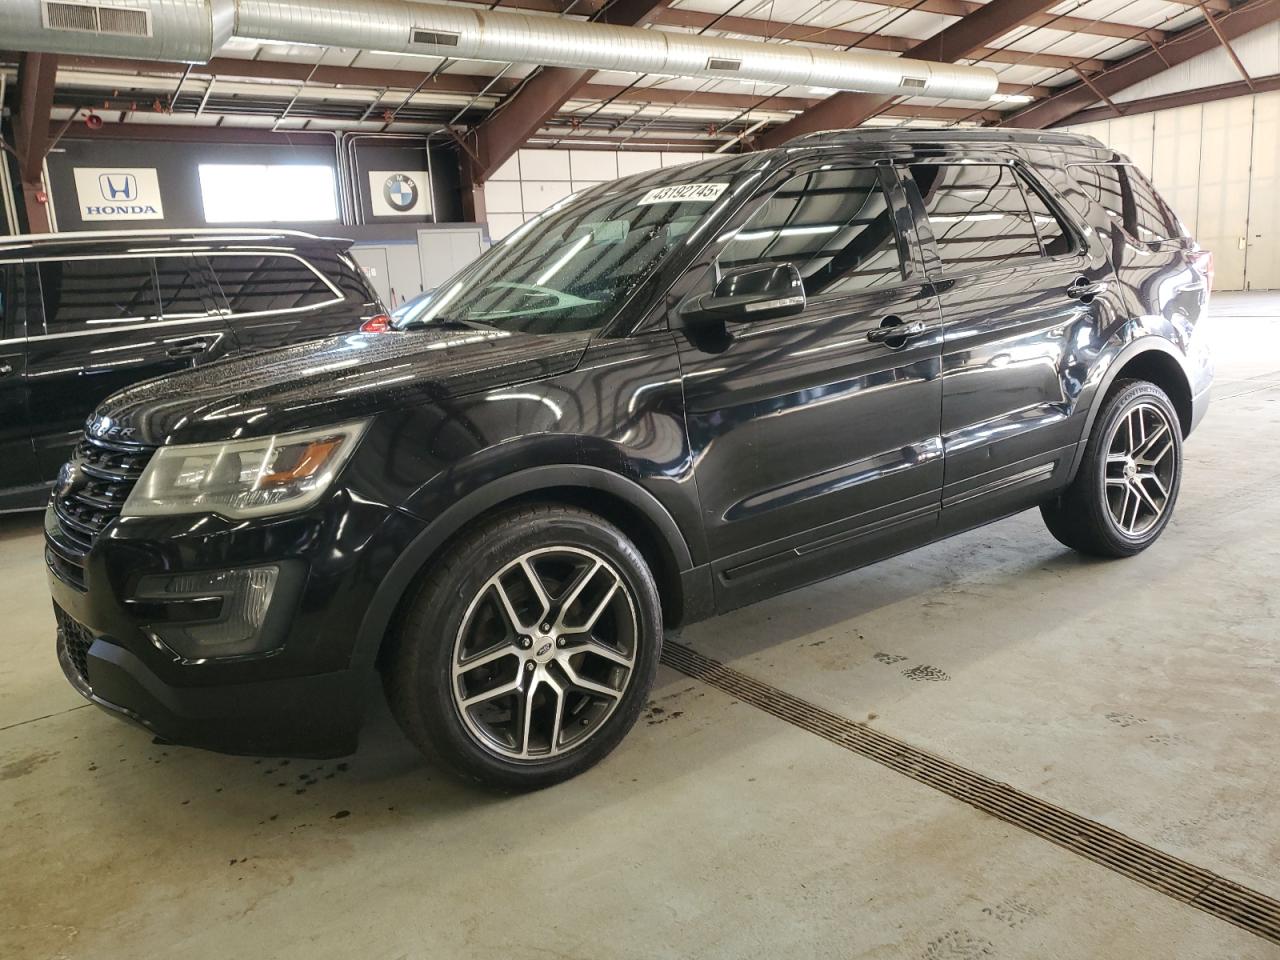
[{"xmin": 13, "ymin": 52, "xmax": 57, "ymax": 233}]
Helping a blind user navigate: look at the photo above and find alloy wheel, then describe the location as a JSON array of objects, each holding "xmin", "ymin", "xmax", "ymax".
[
  {"xmin": 450, "ymin": 546, "xmax": 639, "ymax": 761},
  {"xmin": 1104, "ymin": 401, "xmax": 1177, "ymax": 538}
]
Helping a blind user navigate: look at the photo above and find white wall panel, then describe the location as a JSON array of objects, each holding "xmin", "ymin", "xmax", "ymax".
[
  {"xmin": 489, "ymin": 155, "xmax": 522, "ymax": 182},
  {"xmin": 487, "ymin": 212, "xmax": 525, "ymax": 242},
  {"xmin": 1150, "ymin": 104, "xmax": 1203, "ymax": 237},
  {"xmin": 484, "ymin": 180, "xmax": 524, "ymax": 215},
  {"xmin": 520, "ymin": 180, "xmax": 574, "ymax": 213},
  {"xmin": 568, "ymin": 150, "xmax": 618, "ymax": 182},
  {"xmin": 1197, "ymin": 97, "xmax": 1255, "ymax": 290},
  {"xmin": 1246, "ymin": 90, "xmax": 1280, "ymax": 290},
  {"xmin": 1106, "ymin": 113, "xmax": 1155, "ymax": 175},
  {"xmin": 517, "ymin": 149, "xmax": 571, "ymax": 181},
  {"xmin": 617, "ymin": 151, "xmax": 664, "ymax": 175}
]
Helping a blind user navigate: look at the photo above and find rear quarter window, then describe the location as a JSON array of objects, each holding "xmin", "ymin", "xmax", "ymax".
[
  {"xmin": 204, "ymin": 254, "xmax": 340, "ymax": 316},
  {"xmin": 1069, "ymin": 162, "xmax": 1179, "ymax": 244}
]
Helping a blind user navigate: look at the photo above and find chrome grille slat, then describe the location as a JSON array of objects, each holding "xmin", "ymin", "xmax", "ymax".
[{"xmin": 49, "ymin": 433, "xmax": 156, "ymax": 564}]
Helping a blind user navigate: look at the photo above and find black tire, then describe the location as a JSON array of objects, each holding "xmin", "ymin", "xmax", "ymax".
[
  {"xmin": 383, "ymin": 503, "xmax": 662, "ymax": 791},
  {"xmin": 1041, "ymin": 379, "xmax": 1183, "ymax": 558}
]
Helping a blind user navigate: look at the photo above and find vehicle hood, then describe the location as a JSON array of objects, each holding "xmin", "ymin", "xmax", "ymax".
[{"xmin": 90, "ymin": 328, "xmax": 591, "ymax": 446}]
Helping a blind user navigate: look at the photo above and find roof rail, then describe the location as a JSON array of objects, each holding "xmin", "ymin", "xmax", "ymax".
[{"xmin": 3, "ymin": 227, "xmax": 329, "ymax": 243}]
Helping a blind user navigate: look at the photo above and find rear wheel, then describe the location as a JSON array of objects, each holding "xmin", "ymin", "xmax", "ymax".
[
  {"xmin": 384, "ymin": 503, "xmax": 662, "ymax": 791},
  {"xmin": 1041, "ymin": 379, "xmax": 1182, "ymax": 557}
]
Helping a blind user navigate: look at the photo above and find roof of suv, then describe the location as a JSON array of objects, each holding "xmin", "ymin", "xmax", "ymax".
[
  {"xmin": 0, "ymin": 228, "xmax": 352, "ymax": 259},
  {"xmin": 787, "ymin": 126, "xmax": 1106, "ymax": 150}
]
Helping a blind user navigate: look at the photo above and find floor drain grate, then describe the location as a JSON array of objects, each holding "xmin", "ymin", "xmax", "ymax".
[{"xmin": 661, "ymin": 641, "xmax": 1280, "ymax": 945}]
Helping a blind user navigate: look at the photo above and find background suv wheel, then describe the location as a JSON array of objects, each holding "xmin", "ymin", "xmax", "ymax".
[
  {"xmin": 1041, "ymin": 379, "xmax": 1184, "ymax": 558},
  {"xmin": 384, "ymin": 503, "xmax": 662, "ymax": 791}
]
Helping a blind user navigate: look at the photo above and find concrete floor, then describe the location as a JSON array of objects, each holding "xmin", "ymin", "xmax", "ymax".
[{"xmin": 3, "ymin": 292, "xmax": 1279, "ymax": 960}]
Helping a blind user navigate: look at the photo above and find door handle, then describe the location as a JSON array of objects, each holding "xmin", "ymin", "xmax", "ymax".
[
  {"xmin": 0, "ymin": 363, "xmax": 13, "ymax": 377},
  {"xmin": 166, "ymin": 337, "xmax": 212, "ymax": 358},
  {"xmin": 867, "ymin": 317, "xmax": 927, "ymax": 345},
  {"xmin": 1066, "ymin": 277, "xmax": 1108, "ymax": 302}
]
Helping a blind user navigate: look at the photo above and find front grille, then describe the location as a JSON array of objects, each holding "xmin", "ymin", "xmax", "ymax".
[
  {"xmin": 54, "ymin": 605, "xmax": 95, "ymax": 696},
  {"xmin": 52, "ymin": 435, "xmax": 155, "ymax": 554}
]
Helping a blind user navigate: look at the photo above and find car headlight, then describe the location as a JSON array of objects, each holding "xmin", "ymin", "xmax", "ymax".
[{"xmin": 122, "ymin": 421, "xmax": 367, "ymax": 519}]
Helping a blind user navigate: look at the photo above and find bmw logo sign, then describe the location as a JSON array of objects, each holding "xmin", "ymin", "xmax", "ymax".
[{"xmin": 383, "ymin": 174, "xmax": 419, "ymax": 212}]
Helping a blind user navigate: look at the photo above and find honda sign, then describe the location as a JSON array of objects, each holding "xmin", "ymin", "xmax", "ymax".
[{"xmin": 73, "ymin": 168, "xmax": 165, "ymax": 222}]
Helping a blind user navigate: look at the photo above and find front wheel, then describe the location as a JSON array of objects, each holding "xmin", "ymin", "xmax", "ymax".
[
  {"xmin": 1041, "ymin": 379, "xmax": 1183, "ymax": 558},
  {"xmin": 384, "ymin": 503, "xmax": 662, "ymax": 791}
]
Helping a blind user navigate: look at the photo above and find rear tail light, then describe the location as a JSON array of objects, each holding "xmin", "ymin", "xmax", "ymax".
[
  {"xmin": 359, "ymin": 314, "xmax": 392, "ymax": 333},
  {"xmin": 1192, "ymin": 250, "xmax": 1214, "ymax": 289}
]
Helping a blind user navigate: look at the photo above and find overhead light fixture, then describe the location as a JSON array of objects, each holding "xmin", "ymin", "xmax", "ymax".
[{"xmin": 989, "ymin": 92, "xmax": 1034, "ymax": 103}]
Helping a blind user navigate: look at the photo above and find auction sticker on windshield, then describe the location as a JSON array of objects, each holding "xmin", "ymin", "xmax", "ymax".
[{"xmin": 637, "ymin": 183, "xmax": 728, "ymax": 205}]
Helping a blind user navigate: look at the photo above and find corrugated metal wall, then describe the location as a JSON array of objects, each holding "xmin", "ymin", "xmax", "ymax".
[
  {"xmin": 1067, "ymin": 88, "xmax": 1280, "ymax": 291},
  {"xmin": 1114, "ymin": 22, "xmax": 1280, "ymax": 104}
]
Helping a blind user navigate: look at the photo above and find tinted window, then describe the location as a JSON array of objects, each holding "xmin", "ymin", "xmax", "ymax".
[
  {"xmin": 153, "ymin": 256, "xmax": 217, "ymax": 319},
  {"xmin": 1020, "ymin": 178, "xmax": 1073, "ymax": 257},
  {"xmin": 38, "ymin": 257, "xmax": 160, "ymax": 332},
  {"xmin": 206, "ymin": 255, "xmax": 335, "ymax": 315},
  {"xmin": 719, "ymin": 167, "xmax": 905, "ymax": 297},
  {"xmin": 1070, "ymin": 162, "xmax": 1177, "ymax": 243},
  {"xmin": 903, "ymin": 163, "xmax": 1041, "ymax": 271}
]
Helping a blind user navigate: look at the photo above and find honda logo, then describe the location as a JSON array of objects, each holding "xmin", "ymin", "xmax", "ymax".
[{"xmin": 99, "ymin": 173, "xmax": 137, "ymax": 201}]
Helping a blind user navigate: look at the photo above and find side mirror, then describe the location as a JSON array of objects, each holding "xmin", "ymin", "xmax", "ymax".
[{"xmin": 682, "ymin": 263, "xmax": 806, "ymax": 327}]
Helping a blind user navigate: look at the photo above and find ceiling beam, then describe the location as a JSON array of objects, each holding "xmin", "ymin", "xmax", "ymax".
[
  {"xmin": 649, "ymin": 9, "xmax": 1110, "ymax": 68},
  {"xmin": 12, "ymin": 52, "xmax": 58, "ymax": 232},
  {"xmin": 1063, "ymin": 72, "xmax": 1280, "ymax": 125},
  {"xmin": 755, "ymin": 0, "xmax": 1062, "ymax": 149},
  {"xmin": 656, "ymin": 4, "xmax": 1166, "ymax": 45},
  {"xmin": 571, "ymin": 83, "xmax": 1003, "ymax": 120},
  {"xmin": 466, "ymin": 0, "xmax": 671, "ymax": 184},
  {"xmin": 1196, "ymin": 1, "xmax": 1256, "ymax": 89},
  {"xmin": 1004, "ymin": 0, "xmax": 1280, "ymax": 128},
  {"xmin": 499, "ymin": 0, "xmax": 1218, "ymax": 31}
]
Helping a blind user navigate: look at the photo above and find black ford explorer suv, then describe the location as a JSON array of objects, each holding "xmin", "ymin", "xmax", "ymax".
[
  {"xmin": 45, "ymin": 129, "xmax": 1213, "ymax": 790},
  {"xmin": 1, "ymin": 229, "xmax": 385, "ymax": 511}
]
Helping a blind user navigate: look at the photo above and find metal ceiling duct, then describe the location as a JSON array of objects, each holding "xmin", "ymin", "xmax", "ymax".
[
  {"xmin": 0, "ymin": 0, "xmax": 234, "ymax": 61},
  {"xmin": 3, "ymin": 0, "xmax": 999, "ymax": 102}
]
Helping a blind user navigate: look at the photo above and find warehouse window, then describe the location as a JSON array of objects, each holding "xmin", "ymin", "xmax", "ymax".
[
  {"xmin": 902, "ymin": 163, "xmax": 1042, "ymax": 272},
  {"xmin": 719, "ymin": 167, "xmax": 906, "ymax": 298},
  {"xmin": 198, "ymin": 164, "xmax": 338, "ymax": 224}
]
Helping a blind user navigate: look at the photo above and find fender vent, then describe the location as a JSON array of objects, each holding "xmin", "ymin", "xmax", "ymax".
[
  {"xmin": 42, "ymin": 1, "xmax": 150, "ymax": 36},
  {"xmin": 411, "ymin": 28, "xmax": 461, "ymax": 47},
  {"xmin": 706, "ymin": 57, "xmax": 742, "ymax": 72}
]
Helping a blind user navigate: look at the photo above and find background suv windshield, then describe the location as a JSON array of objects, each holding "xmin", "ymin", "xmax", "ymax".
[{"xmin": 399, "ymin": 181, "xmax": 728, "ymax": 334}]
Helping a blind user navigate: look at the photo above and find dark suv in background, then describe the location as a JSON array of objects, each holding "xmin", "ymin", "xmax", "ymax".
[
  {"xmin": 44, "ymin": 129, "xmax": 1212, "ymax": 790},
  {"xmin": 0, "ymin": 230, "xmax": 385, "ymax": 511}
]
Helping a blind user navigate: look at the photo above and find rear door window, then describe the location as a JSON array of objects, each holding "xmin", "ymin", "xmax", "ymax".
[
  {"xmin": 153, "ymin": 256, "xmax": 222, "ymax": 319},
  {"xmin": 204, "ymin": 254, "xmax": 340, "ymax": 316},
  {"xmin": 900, "ymin": 163, "xmax": 1044, "ymax": 273},
  {"xmin": 718, "ymin": 166, "xmax": 907, "ymax": 299},
  {"xmin": 37, "ymin": 257, "xmax": 160, "ymax": 333}
]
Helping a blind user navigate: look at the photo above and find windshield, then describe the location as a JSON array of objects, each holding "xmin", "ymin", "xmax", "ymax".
[
  {"xmin": 391, "ymin": 289, "xmax": 435, "ymax": 324},
  {"xmin": 396, "ymin": 179, "xmax": 733, "ymax": 334}
]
